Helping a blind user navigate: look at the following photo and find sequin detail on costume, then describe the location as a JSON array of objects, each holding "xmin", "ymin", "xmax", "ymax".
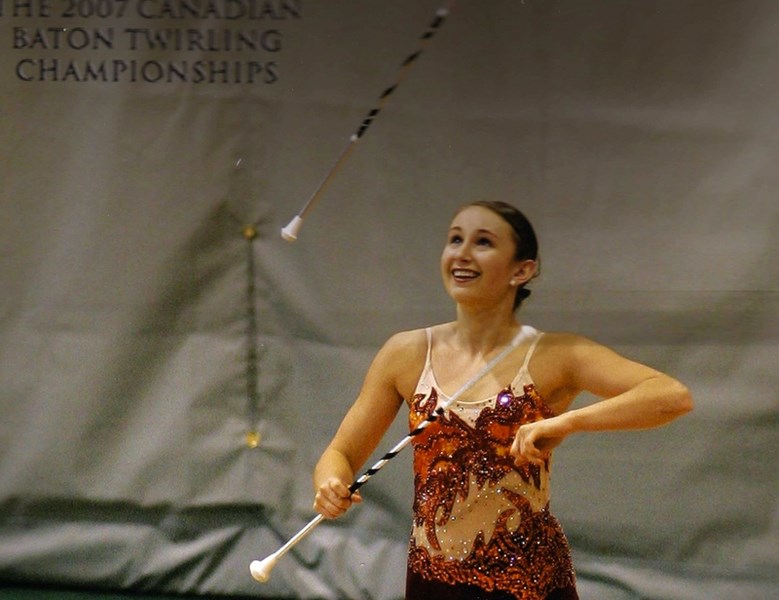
[{"xmin": 407, "ymin": 383, "xmax": 576, "ymax": 600}]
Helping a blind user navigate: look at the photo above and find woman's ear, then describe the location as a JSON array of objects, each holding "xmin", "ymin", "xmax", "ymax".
[{"xmin": 510, "ymin": 260, "xmax": 538, "ymax": 287}]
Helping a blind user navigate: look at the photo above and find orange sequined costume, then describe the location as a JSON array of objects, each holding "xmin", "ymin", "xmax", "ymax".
[{"xmin": 405, "ymin": 326, "xmax": 578, "ymax": 600}]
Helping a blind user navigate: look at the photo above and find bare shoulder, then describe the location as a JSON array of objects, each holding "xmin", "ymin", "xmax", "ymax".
[
  {"xmin": 380, "ymin": 328, "xmax": 427, "ymax": 360},
  {"xmin": 525, "ymin": 332, "xmax": 586, "ymax": 411},
  {"xmin": 534, "ymin": 329, "xmax": 668, "ymax": 400},
  {"xmin": 537, "ymin": 330, "xmax": 648, "ymax": 367},
  {"xmin": 375, "ymin": 328, "xmax": 430, "ymax": 401},
  {"xmin": 535, "ymin": 331, "xmax": 600, "ymax": 360}
]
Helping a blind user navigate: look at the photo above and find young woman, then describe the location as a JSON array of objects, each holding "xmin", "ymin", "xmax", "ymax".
[{"xmin": 313, "ymin": 201, "xmax": 693, "ymax": 600}]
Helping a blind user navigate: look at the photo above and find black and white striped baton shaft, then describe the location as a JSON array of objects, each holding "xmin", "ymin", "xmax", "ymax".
[
  {"xmin": 354, "ymin": 4, "xmax": 452, "ymax": 140},
  {"xmin": 349, "ymin": 413, "xmax": 436, "ymax": 492},
  {"xmin": 287, "ymin": 3, "xmax": 454, "ymax": 229}
]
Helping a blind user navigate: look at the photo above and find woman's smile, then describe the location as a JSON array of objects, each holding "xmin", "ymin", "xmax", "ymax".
[{"xmin": 451, "ymin": 268, "xmax": 480, "ymax": 283}]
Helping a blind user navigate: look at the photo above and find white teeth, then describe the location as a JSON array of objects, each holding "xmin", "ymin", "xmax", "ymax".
[{"xmin": 453, "ymin": 269, "xmax": 478, "ymax": 278}]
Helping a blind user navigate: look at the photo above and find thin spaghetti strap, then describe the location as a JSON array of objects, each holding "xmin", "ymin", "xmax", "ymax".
[
  {"xmin": 520, "ymin": 328, "xmax": 543, "ymax": 372},
  {"xmin": 424, "ymin": 327, "xmax": 433, "ymax": 366}
]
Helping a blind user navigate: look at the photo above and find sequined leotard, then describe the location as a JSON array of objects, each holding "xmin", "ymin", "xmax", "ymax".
[{"xmin": 405, "ymin": 326, "xmax": 578, "ymax": 600}]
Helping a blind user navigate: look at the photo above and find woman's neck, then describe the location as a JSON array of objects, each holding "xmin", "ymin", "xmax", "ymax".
[{"xmin": 451, "ymin": 304, "xmax": 521, "ymax": 357}]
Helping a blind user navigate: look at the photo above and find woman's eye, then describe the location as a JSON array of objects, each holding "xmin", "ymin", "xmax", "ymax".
[
  {"xmin": 449, "ymin": 235, "xmax": 463, "ymax": 244},
  {"xmin": 477, "ymin": 237, "xmax": 493, "ymax": 246}
]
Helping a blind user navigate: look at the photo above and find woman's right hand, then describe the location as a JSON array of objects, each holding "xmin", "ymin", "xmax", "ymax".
[{"xmin": 314, "ymin": 477, "xmax": 363, "ymax": 519}]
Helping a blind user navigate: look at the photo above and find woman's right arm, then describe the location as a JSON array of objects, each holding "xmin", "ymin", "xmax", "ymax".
[{"xmin": 313, "ymin": 330, "xmax": 423, "ymax": 519}]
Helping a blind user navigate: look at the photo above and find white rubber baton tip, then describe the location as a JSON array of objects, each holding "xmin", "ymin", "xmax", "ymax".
[
  {"xmin": 281, "ymin": 215, "xmax": 304, "ymax": 242},
  {"xmin": 250, "ymin": 557, "xmax": 275, "ymax": 583}
]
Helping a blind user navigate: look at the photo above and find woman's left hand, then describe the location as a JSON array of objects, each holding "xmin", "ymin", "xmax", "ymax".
[{"xmin": 510, "ymin": 417, "xmax": 567, "ymax": 467}]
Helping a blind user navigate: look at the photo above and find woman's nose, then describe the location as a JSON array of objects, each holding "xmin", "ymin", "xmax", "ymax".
[{"xmin": 454, "ymin": 242, "xmax": 472, "ymax": 260}]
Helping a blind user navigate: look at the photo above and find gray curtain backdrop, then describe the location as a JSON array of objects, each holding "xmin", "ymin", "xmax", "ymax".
[{"xmin": 1, "ymin": 1, "xmax": 777, "ymax": 598}]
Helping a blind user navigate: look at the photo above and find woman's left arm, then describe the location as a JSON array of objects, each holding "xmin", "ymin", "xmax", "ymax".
[{"xmin": 512, "ymin": 334, "xmax": 693, "ymax": 466}]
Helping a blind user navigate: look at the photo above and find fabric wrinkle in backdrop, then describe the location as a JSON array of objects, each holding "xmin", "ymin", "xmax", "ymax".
[{"xmin": 1, "ymin": 1, "xmax": 777, "ymax": 599}]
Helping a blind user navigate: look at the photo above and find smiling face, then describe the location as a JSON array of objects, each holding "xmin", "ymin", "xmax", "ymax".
[{"xmin": 441, "ymin": 205, "xmax": 536, "ymax": 311}]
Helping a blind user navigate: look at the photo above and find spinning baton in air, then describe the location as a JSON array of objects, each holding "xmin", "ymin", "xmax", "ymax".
[{"xmin": 281, "ymin": 4, "xmax": 453, "ymax": 242}]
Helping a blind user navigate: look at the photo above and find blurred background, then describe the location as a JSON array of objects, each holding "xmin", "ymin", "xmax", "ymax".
[{"xmin": 1, "ymin": 0, "xmax": 777, "ymax": 598}]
